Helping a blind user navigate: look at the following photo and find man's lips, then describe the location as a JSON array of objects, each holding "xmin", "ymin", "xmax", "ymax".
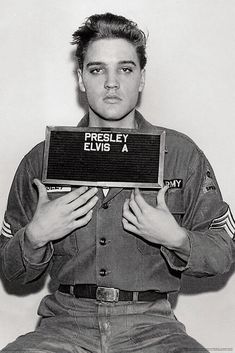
[{"xmin": 103, "ymin": 95, "xmax": 122, "ymax": 103}]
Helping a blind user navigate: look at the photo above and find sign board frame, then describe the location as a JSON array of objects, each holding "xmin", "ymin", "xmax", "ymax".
[{"xmin": 42, "ymin": 126, "xmax": 165, "ymax": 188}]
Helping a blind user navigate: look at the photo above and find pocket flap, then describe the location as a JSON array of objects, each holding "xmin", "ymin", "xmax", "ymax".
[{"xmin": 166, "ymin": 190, "xmax": 185, "ymax": 214}]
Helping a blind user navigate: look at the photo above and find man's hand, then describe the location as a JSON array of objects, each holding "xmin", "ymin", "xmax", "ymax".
[
  {"xmin": 25, "ymin": 179, "xmax": 98, "ymax": 249},
  {"xmin": 122, "ymin": 187, "xmax": 190, "ymax": 258}
]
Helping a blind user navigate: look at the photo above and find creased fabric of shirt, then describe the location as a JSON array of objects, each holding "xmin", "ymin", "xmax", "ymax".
[{"xmin": 1, "ymin": 111, "xmax": 234, "ymax": 292}]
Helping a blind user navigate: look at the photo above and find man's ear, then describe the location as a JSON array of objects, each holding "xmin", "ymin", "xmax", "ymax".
[
  {"xmin": 77, "ymin": 69, "xmax": 86, "ymax": 92},
  {"xmin": 139, "ymin": 69, "xmax": 146, "ymax": 92}
]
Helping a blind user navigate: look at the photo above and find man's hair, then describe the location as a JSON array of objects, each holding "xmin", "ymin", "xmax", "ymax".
[{"xmin": 72, "ymin": 13, "xmax": 147, "ymax": 70}]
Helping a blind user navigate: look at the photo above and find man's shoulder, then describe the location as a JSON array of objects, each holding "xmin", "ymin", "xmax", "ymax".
[
  {"xmin": 149, "ymin": 122, "xmax": 202, "ymax": 156},
  {"xmin": 24, "ymin": 140, "xmax": 45, "ymax": 160},
  {"xmin": 19, "ymin": 141, "xmax": 45, "ymax": 175},
  {"xmin": 137, "ymin": 111, "xmax": 202, "ymax": 155}
]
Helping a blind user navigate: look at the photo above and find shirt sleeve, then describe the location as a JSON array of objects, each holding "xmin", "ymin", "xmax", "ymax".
[
  {"xmin": 0, "ymin": 146, "xmax": 53, "ymax": 283},
  {"xmin": 161, "ymin": 148, "xmax": 235, "ymax": 276}
]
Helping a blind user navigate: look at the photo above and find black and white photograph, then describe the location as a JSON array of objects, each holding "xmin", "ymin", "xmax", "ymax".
[{"xmin": 0, "ymin": 1, "xmax": 235, "ymax": 352}]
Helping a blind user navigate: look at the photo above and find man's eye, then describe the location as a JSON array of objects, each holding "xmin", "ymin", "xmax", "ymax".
[
  {"xmin": 121, "ymin": 67, "xmax": 133, "ymax": 73},
  {"xmin": 90, "ymin": 68, "xmax": 103, "ymax": 74}
]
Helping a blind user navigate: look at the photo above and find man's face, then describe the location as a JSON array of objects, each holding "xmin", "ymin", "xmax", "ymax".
[{"xmin": 78, "ymin": 38, "xmax": 145, "ymax": 124}]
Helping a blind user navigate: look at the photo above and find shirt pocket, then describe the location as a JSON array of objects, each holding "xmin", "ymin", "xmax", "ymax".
[
  {"xmin": 46, "ymin": 191, "xmax": 79, "ymax": 256},
  {"xmin": 136, "ymin": 190, "xmax": 161, "ymax": 255},
  {"xmin": 46, "ymin": 190, "xmax": 68, "ymax": 201},
  {"xmin": 136, "ymin": 189, "xmax": 185, "ymax": 255},
  {"xmin": 53, "ymin": 235, "xmax": 78, "ymax": 256},
  {"xmin": 166, "ymin": 190, "xmax": 185, "ymax": 226}
]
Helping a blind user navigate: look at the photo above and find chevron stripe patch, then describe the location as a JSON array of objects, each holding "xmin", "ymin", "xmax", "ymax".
[
  {"xmin": 209, "ymin": 207, "xmax": 235, "ymax": 240},
  {"xmin": 1, "ymin": 219, "xmax": 13, "ymax": 238}
]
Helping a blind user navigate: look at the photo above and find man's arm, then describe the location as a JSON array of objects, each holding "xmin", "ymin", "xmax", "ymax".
[
  {"xmin": 122, "ymin": 186, "xmax": 191, "ymax": 261},
  {"xmin": 122, "ymin": 151, "xmax": 235, "ymax": 276},
  {"xmin": 0, "ymin": 150, "xmax": 98, "ymax": 283},
  {"xmin": 24, "ymin": 179, "xmax": 98, "ymax": 252}
]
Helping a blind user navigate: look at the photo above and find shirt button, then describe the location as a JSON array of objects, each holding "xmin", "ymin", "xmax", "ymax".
[
  {"xmin": 102, "ymin": 203, "xmax": 109, "ymax": 209},
  {"xmin": 99, "ymin": 269, "xmax": 107, "ymax": 276},
  {"xmin": 100, "ymin": 238, "xmax": 106, "ymax": 246}
]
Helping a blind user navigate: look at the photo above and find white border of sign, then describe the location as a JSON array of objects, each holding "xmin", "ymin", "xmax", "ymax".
[{"xmin": 42, "ymin": 126, "xmax": 166, "ymax": 188}]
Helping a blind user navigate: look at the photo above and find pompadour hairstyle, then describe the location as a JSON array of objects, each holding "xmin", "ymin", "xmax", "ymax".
[{"xmin": 71, "ymin": 13, "xmax": 147, "ymax": 70}]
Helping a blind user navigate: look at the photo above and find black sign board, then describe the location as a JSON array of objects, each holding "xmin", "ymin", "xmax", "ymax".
[{"xmin": 42, "ymin": 127, "xmax": 165, "ymax": 188}]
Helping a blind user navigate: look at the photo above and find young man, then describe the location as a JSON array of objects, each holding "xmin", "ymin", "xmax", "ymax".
[{"xmin": 0, "ymin": 13, "xmax": 234, "ymax": 353}]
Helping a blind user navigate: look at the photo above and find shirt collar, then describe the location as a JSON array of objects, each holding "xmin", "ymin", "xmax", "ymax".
[
  {"xmin": 76, "ymin": 110, "xmax": 156, "ymax": 197},
  {"xmin": 77, "ymin": 110, "xmax": 154, "ymax": 133}
]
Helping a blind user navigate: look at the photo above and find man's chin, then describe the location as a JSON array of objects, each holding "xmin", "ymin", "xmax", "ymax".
[{"xmin": 89, "ymin": 106, "xmax": 135, "ymax": 122}]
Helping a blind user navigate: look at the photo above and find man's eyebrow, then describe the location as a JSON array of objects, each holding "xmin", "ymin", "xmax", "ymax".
[
  {"xmin": 86, "ymin": 60, "xmax": 137, "ymax": 68},
  {"xmin": 86, "ymin": 61, "xmax": 104, "ymax": 68},
  {"xmin": 119, "ymin": 60, "xmax": 137, "ymax": 66}
]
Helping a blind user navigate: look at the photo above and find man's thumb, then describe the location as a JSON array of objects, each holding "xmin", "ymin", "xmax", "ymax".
[{"xmin": 33, "ymin": 179, "xmax": 48, "ymax": 203}]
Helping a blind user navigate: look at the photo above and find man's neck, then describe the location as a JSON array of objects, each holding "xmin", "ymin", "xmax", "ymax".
[{"xmin": 88, "ymin": 109, "xmax": 138, "ymax": 129}]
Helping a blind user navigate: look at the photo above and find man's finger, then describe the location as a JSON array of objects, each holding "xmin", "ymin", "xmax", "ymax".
[
  {"xmin": 68, "ymin": 187, "xmax": 99, "ymax": 210},
  {"xmin": 157, "ymin": 185, "xmax": 169, "ymax": 208},
  {"xmin": 62, "ymin": 186, "xmax": 97, "ymax": 205},
  {"xmin": 72, "ymin": 195, "xmax": 98, "ymax": 219},
  {"xmin": 73, "ymin": 209, "xmax": 93, "ymax": 229},
  {"xmin": 133, "ymin": 188, "xmax": 148, "ymax": 211},
  {"xmin": 129, "ymin": 191, "xmax": 142, "ymax": 220},
  {"xmin": 34, "ymin": 179, "xmax": 49, "ymax": 204},
  {"xmin": 122, "ymin": 218, "xmax": 140, "ymax": 235},
  {"xmin": 123, "ymin": 199, "xmax": 139, "ymax": 227}
]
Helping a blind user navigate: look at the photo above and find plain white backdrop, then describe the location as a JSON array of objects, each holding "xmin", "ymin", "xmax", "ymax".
[{"xmin": 0, "ymin": 0, "xmax": 234, "ymax": 350}]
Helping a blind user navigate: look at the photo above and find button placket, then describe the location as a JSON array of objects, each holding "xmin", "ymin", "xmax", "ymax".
[
  {"xmin": 96, "ymin": 203, "xmax": 111, "ymax": 285},
  {"xmin": 96, "ymin": 188, "xmax": 124, "ymax": 286}
]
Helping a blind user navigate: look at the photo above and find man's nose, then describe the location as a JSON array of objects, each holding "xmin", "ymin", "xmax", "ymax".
[{"xmin": 104, "ymin": 72, "xmax": 120, "ymax": 89}]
